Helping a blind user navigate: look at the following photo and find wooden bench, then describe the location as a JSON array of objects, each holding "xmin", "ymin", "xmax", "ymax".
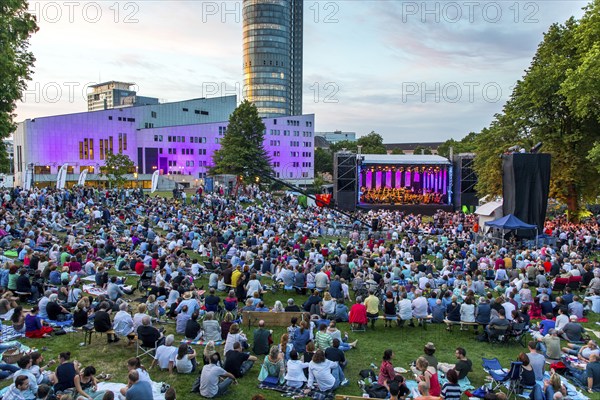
[
  {"xmin": 444, "ymin": 319, "xmax": 480, "ymax": 331},
  {"xmin": 242, "ymin": 311, "xmax": 310, "ymax": 329}
]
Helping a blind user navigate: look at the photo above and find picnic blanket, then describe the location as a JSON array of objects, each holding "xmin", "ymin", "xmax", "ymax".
[
  {"xmin": 42, "ymin": 319, "xmax": 74, "ymax": 328},
  {"xmin": 1, "ymin": 325, "xmax": 24, "ymax": 342},
  {"xmin": 504, "ymin": 371, "xmax": 590, "ymax": 400},
  {"xmin": 83, "ymin": 284, "xmax": 107, "ymax": 297},
  {"xmin": 97, "ymin": 381, "xmax": 166, "ymax": 400},
  {"xmin": 257, "ymin": 383, "xmax": 333, "ymax": 400},
  {"xmin": 180, "ymin": 339, "xmax": 223, "ymax": 346},
  {"xmin": 437, "ymin": 371, "xmax": 474, "ymax": 391}
]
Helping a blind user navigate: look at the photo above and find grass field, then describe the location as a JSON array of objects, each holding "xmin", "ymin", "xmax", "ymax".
[{"xmin": 6, "ymin": 265, "xmax": 600, "ymax": 400}]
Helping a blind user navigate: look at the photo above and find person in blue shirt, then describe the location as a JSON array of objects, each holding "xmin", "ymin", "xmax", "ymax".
[
  {"xmin": 120, "ymin": 371, "xmax": 153, "ymax": 400},
  {"xmin": 538, "ymin": 314, "xmax": 556, "ymax": 336}
]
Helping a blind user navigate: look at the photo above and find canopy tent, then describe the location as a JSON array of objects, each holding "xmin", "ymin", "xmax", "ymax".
[
  {"xmin": 485, "ymin": 214, "xmax": 537, "ymax": 230},
  {"xmin": 484, "ymin": 214, "xmax": 538, "ymax": 247}
]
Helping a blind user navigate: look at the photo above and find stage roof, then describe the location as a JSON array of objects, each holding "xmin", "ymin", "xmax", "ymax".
[{"xmin": 361, "ymin": 154, "xmax": 451, "ymax": 165}]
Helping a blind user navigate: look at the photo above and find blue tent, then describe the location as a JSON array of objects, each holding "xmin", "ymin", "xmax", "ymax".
[{"xmin": 485, "ymin": 214, "xmax": 537, "ymax": 230}]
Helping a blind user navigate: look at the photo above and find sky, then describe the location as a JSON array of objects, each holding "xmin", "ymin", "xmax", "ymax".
[{"xmin": 15, "ymin": 0, "xmax": 591, "ymax": 143}]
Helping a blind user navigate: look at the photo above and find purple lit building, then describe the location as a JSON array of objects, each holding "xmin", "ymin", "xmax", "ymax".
[{"xmin": 14, "ymin": 96, "xmax": 315, "ymax": 187}]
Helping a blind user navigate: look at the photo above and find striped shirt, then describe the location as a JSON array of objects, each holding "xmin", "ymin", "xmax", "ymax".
[
  {"xmin": 315, "ymin": 331, "xmax": 332, "ymax": 350},
  {"xmin": 441, "ymin": 382, "xmax": 462, "ymax": 400}
]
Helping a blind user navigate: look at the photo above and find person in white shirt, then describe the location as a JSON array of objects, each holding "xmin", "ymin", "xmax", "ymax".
[
  {"xmin": 285, "ymin": 350, "xmax": 309, "ymax": 388},
  {"xmin": 555, "ymin": 308, "xmax": 570, "ymax": 331},
  {"xmin": 305, "ymin": 349, "xmax": 343, "ymax": 392},
  {"xmin": 151, "ymin": 335, "xmax": 178, "ymax": 373},
  {"xmin": 113, "ymin": 302, "xmax": 135, "ymax": 342}
]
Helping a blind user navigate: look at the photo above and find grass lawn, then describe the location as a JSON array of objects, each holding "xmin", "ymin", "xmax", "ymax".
[{"xmin": 6, "ymin": 265, "xmax": 600, "ymax": 400}]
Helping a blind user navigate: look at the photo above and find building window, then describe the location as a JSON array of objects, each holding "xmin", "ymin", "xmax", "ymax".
[
  {"xmin": 182, "ymin": 108, "xmax": 188, "ymax": 112},
  {"xmin": 89, "ymin": 138, "xmax": 94, "ymax": 160},
  {"xmin": 151, "ymin": 111, "xmax": 157, "ymax": 118},
  {"xmin": 100, "ymin": 140, "xmax": 104, "ymax": 160},
  {"xmin": 79, "ymin": 142, "xmax": 84, "ymax": 160},
  {"xmin": 108, "ymin": 116, "xmax": 113, "ymax": 120},
  {"xmin": 201, "ymin": 110, "xmax": 208, "ymax": 115}
]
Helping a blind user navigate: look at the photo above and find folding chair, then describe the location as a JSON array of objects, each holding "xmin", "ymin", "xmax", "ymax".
[
  {"xmin": 508, "ymin": 322, "xmax": 528, "ymax": 347},
  {"xmin": 136, "ymin": 338, "xmax": 159, "ymax": 360},
  {"xmin": 482, "ymin": 357, "xmax": 505, "ymax": 375},
  {"xmin": 488, "ymin": 324, "xmax": 510, "ymax": 344},
  {"xmin": 488, "ymin": 361, "xmax": 522, "ymax": 398},
  {"xmin": 567, "ymin": 276, "xmax": 582, "ymax": 291}
]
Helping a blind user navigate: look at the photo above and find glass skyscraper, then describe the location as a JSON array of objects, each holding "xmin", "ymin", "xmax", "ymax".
[{"xmin": 243, "ymin": 0, "xmax": 303, "ymax": 117}]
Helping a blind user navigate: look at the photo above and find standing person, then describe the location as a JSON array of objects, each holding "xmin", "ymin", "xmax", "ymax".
[{"xmin": 200, "ymin": 353, "xmax": 237, "ymax": 398}]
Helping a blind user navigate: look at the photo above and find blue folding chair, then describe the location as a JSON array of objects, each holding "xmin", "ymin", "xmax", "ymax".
[
  {"xmin": 482, "ymin": 357, "xmax": 505, "ymax": 374},
  {"xmin": 487, "ymin": 361, "xmax": 522, "ymax": 398}
]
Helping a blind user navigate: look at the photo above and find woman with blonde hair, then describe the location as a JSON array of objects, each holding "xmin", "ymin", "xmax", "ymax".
[
  {"xmin": 412, "ymin": 356, "xmax": 441, "ymax": 396},
  {"xmin": 203, "ymin": 340, "xmax": 222, "ymax": 366},
  {"xmin": 321, "ymin": 292, "xmax": 336, "ymax": 318}
]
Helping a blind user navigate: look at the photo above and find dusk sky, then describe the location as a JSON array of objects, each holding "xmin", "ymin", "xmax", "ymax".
[{"xmin": 15, "ymin": 0, "xmax": 590, "ymax": 143}]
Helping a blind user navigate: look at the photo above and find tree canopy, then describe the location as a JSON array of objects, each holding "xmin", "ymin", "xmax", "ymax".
[
  {"xmin": 211, "ymin": 100, "xmax": 272, "ymax": 181},
  {"xmin": 471, "ymin": 2, "xmax": 600, "ymax": 216},
  {"xmin": 101, "ymin": 152, "xmax": 135, "ymax": 188},
  {"xmin": 0, "ymin": 0, "xmax": 38, "ymax": 173}
]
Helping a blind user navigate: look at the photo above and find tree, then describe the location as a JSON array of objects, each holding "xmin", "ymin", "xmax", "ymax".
[
  {"xmin": 211, "ymin": 100, "xmax": 272, "ymax": 181},
  {"xmin": 471, "ymin": 8, "xmax": 600, "ymax": 219},
  {"xmin": 314, "ymin": 147, "xmax": 333, "ymax": 175},
  {"xmin": 437, "ymin": 132, "xmax": 477, "ymax": 158},
  {"xmin": 357, "ymin": 131, "xmax": 386, "ymax": 154},
  {"xmin": 390, "ymin": 148, "xmax": 405, "ymax": 155},
  {"xmin": 100, "ymin": 152, "xmax": 135, "ymax": 188},
  {"xmin": 0, "ymin": 1, "xmax": 38, "ymax": 172},
  {"xmin": 413, "ymin": 146, "xmax": 432, "ymax": 155}
]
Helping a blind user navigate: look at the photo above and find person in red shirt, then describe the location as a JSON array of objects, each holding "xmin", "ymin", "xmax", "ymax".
[
  {"xmin": 349, "ymin": 297, "xmax": 367, "ymax": 330},
  {"xmin": 378, "ymin": 349, "xmax": 399, "ymax": 390},
  {"xmin": 135, "ymin": 257, "xmax": 145, "ymax": 275}
]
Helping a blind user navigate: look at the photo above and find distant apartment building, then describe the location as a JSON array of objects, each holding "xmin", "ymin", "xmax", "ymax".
[
  {"xmin": 87, "ymin": 81, "xmax": 159, "ymax": 111},
  {"xmin": 315, "ymin": 131, "xmax": 356, "ymax": 144},
  {"xmin": 384, "ymin": 142, "xmax": 443, "ymax": 155}
]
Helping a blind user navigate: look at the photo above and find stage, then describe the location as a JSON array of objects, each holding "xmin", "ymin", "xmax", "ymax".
[{"xmin": 357, "ymin": 203, "xmax": 454, "ymax": 215}]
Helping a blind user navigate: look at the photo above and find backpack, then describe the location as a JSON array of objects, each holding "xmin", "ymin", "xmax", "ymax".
[{"xmin": 366, "ymin": 383, "xmax": 389, "ymax": 399}]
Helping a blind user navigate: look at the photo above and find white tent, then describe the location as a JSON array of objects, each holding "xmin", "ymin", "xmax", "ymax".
[{"xmin": 475, "ymin": 200, "xmax": 503, "ymax": 232}]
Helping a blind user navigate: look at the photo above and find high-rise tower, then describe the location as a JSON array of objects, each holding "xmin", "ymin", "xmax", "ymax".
[{"xmin": 243, "ymin": 0, "xmax": 303, "ymax": 118}]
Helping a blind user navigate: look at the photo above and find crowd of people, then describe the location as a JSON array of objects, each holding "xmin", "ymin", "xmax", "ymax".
[{"xmin": 0, "ymin": 185, "xmax": 597, "ymax": 399}]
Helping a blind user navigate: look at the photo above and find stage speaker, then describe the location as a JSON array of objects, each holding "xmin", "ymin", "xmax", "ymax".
[
  {"xmin": 371, "ymin": 218, "xmax": 379, "ymax": 231},
  {"xmin": 333, "ymin": 152, "xmax": 358, "ymax": 211},
  {"xmin": 502, "ymin": 153, "xmax": 551, "ymax": 230}
]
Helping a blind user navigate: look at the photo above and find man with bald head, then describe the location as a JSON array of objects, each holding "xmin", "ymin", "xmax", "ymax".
[
  {"xmin": 137, "ymin": 315, "xmax": 164, "ymax": 348},
  {"xmin": 252, "ymin": 320, "xmax": 271, "ymax": 355}
]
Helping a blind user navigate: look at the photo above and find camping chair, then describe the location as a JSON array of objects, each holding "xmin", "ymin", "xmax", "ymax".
[
  {"xmin": 508, "ymin": 322, "xmax": 529, "ymax": 347},
  {"xmin": 488, "ymin": 324, "xmax": 510, "ymax": 344},
  {"xmin": 137, "ymin": 269, "xmax": 154, "ymax": 296},
  {"xmin": 482, "ymin": 358, "xmax": 505, "ymax": 375},
  {"xmin": 136, "ymin": 337, "xmax": 159, "ymax": 360},
  {"xmin": 567, "ymin": 276, "xmax": 582, "ymax": 291},
  {"xmin": 551, "ymin": 278, "xmax": 568, "ymax": 293},
  {"xmin": 488, "ymin": 361, "xmax": 523, "ymax": 398}
]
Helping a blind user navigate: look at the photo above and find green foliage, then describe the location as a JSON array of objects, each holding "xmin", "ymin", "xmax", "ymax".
[
  {"xmin": 0, "ymin": 0, "xmax": 38, "ymax": 172},
  {"xmin": 437, "ymin": 132, "xmax": 477, "ymax": 158},
  {"xmin": 100, "ymin": 152, "xmax": 135, "ymax": 188},
  {"xmin": 328, "ymin": 131, "xmax": 386, "ymax": 155},
  {"xmin": 390, "ymin": 148, "xmax": 405, "ymax": 155},
  {"xmin": 471, "ymin": 5, "xmax": 600, "ymax": 217},
  {"xmin": 413, "ymin": 146, "xmax": 432, "ymax": 155},
  {"xmin": 314, "ymin": 147, "xmax": 333, "ymax": 175},
  {"xmin": 211, "ymin": 100, "xmax": 272, "ymax": 181}
]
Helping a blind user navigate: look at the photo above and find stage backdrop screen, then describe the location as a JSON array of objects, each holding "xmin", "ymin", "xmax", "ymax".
[{"xmin": 502, "ymin": 153, "xmax": 551, "ymax": 231}]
